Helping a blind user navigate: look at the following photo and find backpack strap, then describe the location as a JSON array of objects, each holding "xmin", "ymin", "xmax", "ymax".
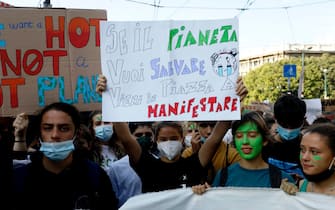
[
  {"xmin": 269, "ymin": 164, "xmax": 282, "ymax": 188},
  {"xmin": 219, "ymin": 143, "xmax": 230, "ymax": 186}
]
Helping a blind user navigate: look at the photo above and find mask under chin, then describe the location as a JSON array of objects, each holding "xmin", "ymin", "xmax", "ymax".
[{"xmin": 303, "ymin": 168, "xmax": 335, "ymax": 182}]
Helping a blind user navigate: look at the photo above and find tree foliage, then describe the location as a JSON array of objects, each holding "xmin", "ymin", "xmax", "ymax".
[{"xmin": 243, "ymin": 53, "xmax": 335, "ymax": 105}]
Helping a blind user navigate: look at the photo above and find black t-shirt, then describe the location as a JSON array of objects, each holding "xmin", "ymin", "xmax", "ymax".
[
  {"xmin": 13, "ymin": 151, "xmax": 118, "ymax": 210},
  {"xmin": 134, "ymin": 152, "xmax": 206, "ymax": 193},
  {"xmin": 262, "ymin": 134, "xmax": 303, "ymax": 176}
]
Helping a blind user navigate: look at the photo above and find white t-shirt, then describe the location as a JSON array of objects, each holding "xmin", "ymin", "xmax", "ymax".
[{"xmin": 100, "ymin": 145, "xmax": 118, "ymax": 171}]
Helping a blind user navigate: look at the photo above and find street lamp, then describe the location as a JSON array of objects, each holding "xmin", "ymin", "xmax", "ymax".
[
  {"xmin": 297, "ymin": 46, "xmax": 312, "ymax": 99},
  {"xmin": 323, "ymin": 68, "xmax": 328, "ymax": 99}
]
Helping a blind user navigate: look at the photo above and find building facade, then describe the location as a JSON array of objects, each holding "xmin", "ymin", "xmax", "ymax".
[{"xmin": 239, "ymin": 43, "xmax": 335, "ymax": 76}]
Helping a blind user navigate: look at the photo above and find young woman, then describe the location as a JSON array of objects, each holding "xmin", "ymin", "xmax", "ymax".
[
  {"xmin": 96, "ymin": 74, "xmax": 249, "ymax": 192},
  {"xmin": 114, "ymin": 121, "xmax": 207, "ymax": 192},
  {"xmin": 88, "ymin": 110, "xmax": 125, "ymax": 171},
  {"xmin": 281, "ymin": 123, "xmax": 335, "ymax": 196},
  {"xmin": 12, "ymin": 102, "xmax": 118, "ymax": 210},
  {"xmin": 193, "ymin": 111, "xmax": 294, "ymax": 194}
]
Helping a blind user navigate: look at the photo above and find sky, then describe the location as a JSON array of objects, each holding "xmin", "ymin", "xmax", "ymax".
[{"xmin": 5, "ymin": 0, "xmax": 335, "ymax": 58}]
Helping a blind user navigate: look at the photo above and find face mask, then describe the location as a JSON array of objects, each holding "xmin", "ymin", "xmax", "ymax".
[
  {"xmin": 157, "ymin": 140, "xmax": 183, "ymax": 161},
  {"xmin": 40, "ymin": 139, "xmax": 75, "ymax": 162},
  {"xmin": 277, "ymin": 125, "xmax": 301, "ymax": 141},
  {"xmin": 94, "ymin": 124, "xmax": 113, "ymax": 142},
  {"xmin": 302, "ymin": 158, "xmax": 335, "ymax": 182},
  {"xmin": 137, "ymin": 136, "xmax": 153, "ymax": 151},
  {"xmin": 184, "ymin": 135, "xmax": 192, "ymax": 147}
]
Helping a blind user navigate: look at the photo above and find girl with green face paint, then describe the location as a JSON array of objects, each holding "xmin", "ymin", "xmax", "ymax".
[
  {"xmin": 192, "ymin": 111, "xmax": 295, "ymax": 194},
  {"xmin": 235, "ymin": 122, "xmax": 263, "ymax": 161},
  {"xmin": 281, "ymin": 123, "xmax": 335, "ymax": 196}
]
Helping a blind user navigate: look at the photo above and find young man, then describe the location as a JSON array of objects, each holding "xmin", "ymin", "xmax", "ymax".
[{"xmin": 262, "ymin": 94, "xmax": 307, "ymax": 182}]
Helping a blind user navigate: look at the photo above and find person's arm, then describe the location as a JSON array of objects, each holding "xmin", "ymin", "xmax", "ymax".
[
  {"xmin": 12, "ymin": 112, "xmax": 28, "ymax": 160},
  {"xmin": 198, "ymin": 121, "xmax": 231, "ymax": 167},
  {"xmin": 236, "ymin": 76, "xmax": 248, "ymax": 102},
  {"xmin": 199, "ymin": 76, "xmax": 248, "ymax": 167},
  {"xmin": 113, "ymin": 122, "xmax": 142, "ymax": 166}
]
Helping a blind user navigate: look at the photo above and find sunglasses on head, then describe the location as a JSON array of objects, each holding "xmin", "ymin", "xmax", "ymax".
[{"xmin": 134, "ymin": 132, "xmax": 153, "ymax": 138}]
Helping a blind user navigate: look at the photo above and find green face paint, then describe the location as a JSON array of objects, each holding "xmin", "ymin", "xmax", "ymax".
[
  {"xmin": 235, "ymin": 122, "xmax": 263, "ymax": 160},
  {"xmin": 313, "ymin": 155, "xmax": 321, "ymax": 161}
]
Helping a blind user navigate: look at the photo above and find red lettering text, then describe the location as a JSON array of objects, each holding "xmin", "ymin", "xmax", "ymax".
[
  {"xmin": 45, "ymin": 16, "xmax": 65, "ymax": 48},
  {"xmin": 0, "ymin": 78, "xmax": 25, "ymax": 108}
]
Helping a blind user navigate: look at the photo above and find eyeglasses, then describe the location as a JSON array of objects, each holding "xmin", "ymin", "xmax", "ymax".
[{"xmin": 134, "ymin": 132, "xmax": 153, "ymax": 138}]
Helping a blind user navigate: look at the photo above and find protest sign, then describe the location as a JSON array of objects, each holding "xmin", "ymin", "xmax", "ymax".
[
  {"xmin": 304, "ymin": 98, "xmax": 322, "ymax": 124},
  {"xmin": 0, "ymin": 7, "xmax": 106, "ymax": 116},
  {"xmin": 100, "ymin": 18, "xmax": 240, "ymax": 122},
  {"xmin": 120, "ymin": 187, "xmax": 335, "ymax": 210}
]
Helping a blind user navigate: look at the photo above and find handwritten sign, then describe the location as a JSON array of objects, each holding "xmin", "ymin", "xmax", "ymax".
[
  {"xmin": 0, "ymin": 7, "xmax": 106, "ymax": 116},
  {"xmin": 100, "ymin": 18, "xmax": 240, "ymax": 122}
]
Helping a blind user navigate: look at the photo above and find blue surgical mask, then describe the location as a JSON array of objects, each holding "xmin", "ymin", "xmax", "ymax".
[
  {"xmin": 277, "ymin": 125, "xmax": 301, "ymax": 141},
  {"xmin": 40, "ymin": 139, "xmax": 75, "ymax": 162},
  {"xmin": 200, "ymin": 136, "xmax": 207, "ymax": 143},
  {"xmin": 94, "ymin": 125, "xmax": 113, "ymax": 142}
]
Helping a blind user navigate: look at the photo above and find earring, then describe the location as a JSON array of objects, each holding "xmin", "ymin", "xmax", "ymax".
[{"xmin": 328, "ymin": 157, "xmax": 335, "ymax": 170}]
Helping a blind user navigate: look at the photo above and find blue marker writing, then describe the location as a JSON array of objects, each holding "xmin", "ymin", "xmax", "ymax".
[{"xmin": 0, "ymin": 23, "xmax": 5, "ymax": 47}]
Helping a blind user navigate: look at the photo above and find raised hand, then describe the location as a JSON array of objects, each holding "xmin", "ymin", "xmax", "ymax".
[{"xmin": 96, "ymin": 74, "xmax": 107, "ymax": 95}]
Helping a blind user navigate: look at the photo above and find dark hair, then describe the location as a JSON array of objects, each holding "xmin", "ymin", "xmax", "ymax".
[
  {"xmin": 231, "ymin": 111, "xmax": 272, "ymax": 144},
  {"xmin": 197, "ymin": 121, "xmax": 216, "ymax": 128},
  {"xmin": 36, "ymin": 102, "xmax": 80, "ymax": 138},
  {"xmin": 154, "ymin": 121, "xmax": 183, "ymax": 141},
  {"xmin": 274, "ymin": 94, "xmax": 306, "ymax": 129},
  {"xmin": 76, "ymin": 124, "xmax": 94, "ymax": 145},
  {"xmin": 129, "ymin": 122, "xmax": 154, "ymax": 134},
  {"xmin": 303, "ymin": 123, "xmax": 335, "ymax": 155},
  {"xmin": 88, "ymin": 110, "xmax": 102, "ymax": 134},
  {"xmin": 312, "ymin": 116, "xmax": 331, "ymax": 125},
  {"xmin": 262, "ymin": 112, "xmax": 276, "ymax": 130}
]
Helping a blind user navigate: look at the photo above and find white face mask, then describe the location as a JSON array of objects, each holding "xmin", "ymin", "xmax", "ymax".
[
  {"xmin": 184, "ymin": 135, "xmax": 192, "ymax": 147},
  {"xmin": 157, "ymin": 140, "xmax": 183, "ymax": 160}
]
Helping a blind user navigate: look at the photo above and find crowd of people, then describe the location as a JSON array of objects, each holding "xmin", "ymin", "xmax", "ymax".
[{"xmin": 0, "ymin": 75, "xmax": 334, "ymax": 210}]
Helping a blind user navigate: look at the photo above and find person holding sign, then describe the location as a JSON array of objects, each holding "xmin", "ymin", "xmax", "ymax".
[
  {"xmin": 182, "ymin": 120, "xmax": 239, "ymax": 184},
  {"xmin": 12, "ymin": 102, "xmax": 118, "ymax": 210},
  {"xmin": 281, "ymin": 123, "xmax": 335, "ymax": 196},
  {"xmin": 112, "ymin": 120, "xmax": 207, "ymax": 192},
  {"xmin": 95, "ymin": 75, "xmax": 248, "ymax": 192},
  {"xmin": 193, "ymin": 111, "xmax": 295, "ymax": 194}
]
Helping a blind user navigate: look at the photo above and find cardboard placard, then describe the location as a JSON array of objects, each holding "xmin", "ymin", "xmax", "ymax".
[{"xmin": 0, "ymin": 7, "xmax": 106, "ymax": 116}]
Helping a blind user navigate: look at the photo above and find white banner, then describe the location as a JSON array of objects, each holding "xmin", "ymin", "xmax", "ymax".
[
  {"xmin": 120, "ymin": 187, "xmax": 335, "ymax": 210},
  {"xmin": 100, "ymin": 18, "xmax": 240, "ymax": 122}
]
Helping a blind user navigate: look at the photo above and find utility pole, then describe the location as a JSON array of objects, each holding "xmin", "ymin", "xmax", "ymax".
[
  {"xmin": 323, "ymin": 68, "xmax": 328, "ymax": 99},
  {"xmin": 297, "ymin": 46, "xmax": 312, "ymax": 98},
  {"xmin": 43, "ymin": 0, "xmax": 52, "ymax": 8}
]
